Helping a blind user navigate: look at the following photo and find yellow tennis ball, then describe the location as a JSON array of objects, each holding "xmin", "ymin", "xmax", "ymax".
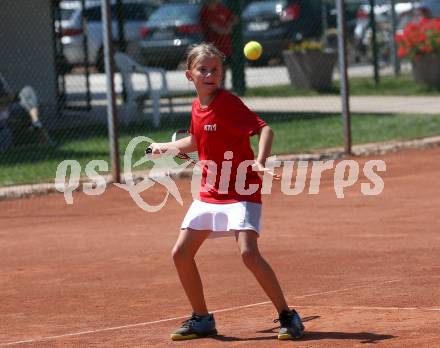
[{"xmin": 244, "ymin": 41, "xmax": 262, "ymax": 60}]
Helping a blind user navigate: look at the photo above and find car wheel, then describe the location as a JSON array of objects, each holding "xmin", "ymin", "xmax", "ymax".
[
  {"xmin": 166, "ymin": 61, "xmax": 181, "ymax": 70},
  {"xmin": 96, "ymin": 47, "xmax": 105, "ymax": 73},
  {"xmin": 60, "ymin": 62, "xmax": 73, "ymax": 74},
  {"xmin": 97, "ymin": 43, "xmax": 121, "ymax": 72},
  {"xmin": 58, "ymin": 55, "xmax": 73, "ymax": 74}
]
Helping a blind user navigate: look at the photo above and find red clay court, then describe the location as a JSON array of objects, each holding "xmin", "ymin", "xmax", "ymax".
[{"xmin": 1, "ymin": 147, "xmax": 440, "ymax": 347}]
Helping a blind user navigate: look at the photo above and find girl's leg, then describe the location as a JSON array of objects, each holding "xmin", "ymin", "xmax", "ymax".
[
  {"xmin": 235, "ymin": 230, "xmax": 289, "ymax": 313},
  {"xmin": 172, "ymin": 228, "xmax": 211, "ymax": 315}
]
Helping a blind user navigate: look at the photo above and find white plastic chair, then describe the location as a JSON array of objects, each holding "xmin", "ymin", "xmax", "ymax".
[{"xmin": 114, "ymin": 52, "xmax": 174, "ymax": 127}]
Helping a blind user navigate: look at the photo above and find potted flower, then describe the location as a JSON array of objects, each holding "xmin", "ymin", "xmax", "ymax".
[
  {"xmin": 395, "ymin": 18, "xmax": 440, "ymax": 87},
  {"xmin": 282, "ymin": 38, "xmax": 337, "ymax": 92}
]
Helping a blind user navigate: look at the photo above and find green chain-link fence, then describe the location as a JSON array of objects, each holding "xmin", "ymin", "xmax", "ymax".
[{"xmin": 1, "ymin": 0, "xmax": 439, "ymax": 190}]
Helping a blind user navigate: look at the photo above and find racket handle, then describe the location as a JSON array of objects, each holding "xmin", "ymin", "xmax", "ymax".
[
  {"xmin": 145, "ymin": 146, "xmax": 165, "ymax": 159},
  {"xmin": 145, "ymin": 147, "xmax": 154, "ymax": 159}
]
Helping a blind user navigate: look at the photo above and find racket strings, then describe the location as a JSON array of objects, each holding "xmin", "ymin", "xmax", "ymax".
[
  {"xmin": 183, "ymin": 152, "xmax": 199, "ymax": 162},
  {"xmin": 172, "ymin": 130, "xmax": 199, "ymax": 163}
]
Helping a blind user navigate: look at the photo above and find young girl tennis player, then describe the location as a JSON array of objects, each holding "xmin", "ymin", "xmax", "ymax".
[{"xmin": 148, "ymin": 43, "xmax": 304, "ymax": 341}]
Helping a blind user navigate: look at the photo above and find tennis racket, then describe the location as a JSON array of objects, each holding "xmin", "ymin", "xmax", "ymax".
[
  {"xmin": 145, "ymin": 129, "xmax": 199, "ymax": 166},
  {"xmin": 170, "ymin": 129, "xmax": 199, "ymax": 165}
]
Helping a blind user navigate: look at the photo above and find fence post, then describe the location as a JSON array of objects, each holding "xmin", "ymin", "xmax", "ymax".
[
  {"xmin": 101, "ymin": 0, "xmax": 121, "ymax": 183},
  {"xmin": 336, "ymin": 0, "xmax": 352, "ymax": 155}
]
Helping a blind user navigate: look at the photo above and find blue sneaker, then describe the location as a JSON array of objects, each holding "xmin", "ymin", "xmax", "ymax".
[
  {"xmin": 171, "ymin": 313, "xmax": 217, "ymax": 341},
  {"xmin": 275, "ymin": 309, "xmax": 305, "ymax": 340}
]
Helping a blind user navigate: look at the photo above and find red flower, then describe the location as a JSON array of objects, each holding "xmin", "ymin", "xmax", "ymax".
[
  {"xmin": 398, "ymin": 46, "xmax": 408, "ymax": 58},
  {"xmin": 395, "ymin": 18, "xmax": 440, "ymax": 59},
  {"xmin": 421, "ymin": 45, "xmax": 432, "ymax": 53}
]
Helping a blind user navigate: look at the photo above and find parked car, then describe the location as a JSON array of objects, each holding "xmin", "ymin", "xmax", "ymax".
[
  {"xmin": 58, "ymin": 0, "xmax": 157, "ymax": 72},
  {"xmin": 242, "ymin": 0, "xmax": 323, "ymax": 63},
  {"xmin": 138, "ymin": 2, "xmax": 203, "ymax": 70}
]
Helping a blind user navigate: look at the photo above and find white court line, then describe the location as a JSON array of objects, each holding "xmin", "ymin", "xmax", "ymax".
[
  {"xmin": 293, "ymin": 279, "xmax": 401, "ymax": 299},
  {"xmin": 0, "ymin": 279, "xmax": 401, "ymax": 346},
  {"xmin": 294, "ymin": 305, "xmax": 440, "ymax": 312}
]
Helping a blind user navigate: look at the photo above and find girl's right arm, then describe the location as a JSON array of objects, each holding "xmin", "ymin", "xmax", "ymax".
[{"xmin": 148, "ymin": 134, "xmax": 197, "ymax": 157}]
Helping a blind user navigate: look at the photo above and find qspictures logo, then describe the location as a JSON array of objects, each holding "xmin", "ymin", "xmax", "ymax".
[{"xmin": 54, "ymin": 136, "xmax": 386, "ymax": 212}]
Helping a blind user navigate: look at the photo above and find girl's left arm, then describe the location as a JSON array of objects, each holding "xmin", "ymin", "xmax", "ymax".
[
  {"xmin": 256, "ymin": 125, "xmax": 274, "ymax": 166},
  {"xmin": 253, "ymin": 125, "xmax": 280, "ymax": 179}
]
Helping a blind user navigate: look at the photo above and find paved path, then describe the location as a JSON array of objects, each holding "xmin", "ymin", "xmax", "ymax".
[
  {"xmin": 133, "ymin": 95, "xmax": 440, "ymax": 115},
  {"xmin": 57, "ymin": 95, "xmax": 439, "ymax": 130},
  {"xmin": 240, "ymin": 96, "xmax": 440, "ymax": 114},
  {"xmin": 65, "ymin": 63, "xmax": 412, "ymax": 94}
]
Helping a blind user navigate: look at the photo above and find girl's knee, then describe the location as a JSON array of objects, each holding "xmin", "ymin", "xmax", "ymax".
[
  {"xmin": 240, "ymin": 248, "xmax": 261, "ymax": 267},
  {"xmin": 171, "ymin": 245, "xmax": 194, "ymax": 264}
]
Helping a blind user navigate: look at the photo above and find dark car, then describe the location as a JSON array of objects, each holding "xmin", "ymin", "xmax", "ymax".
[
  {"xmin": 138, "ymin": 3, "xmax": 203, "ymax": 70},
  {"xmin": 242, "ymin": 0, "xmax": 323, "ymax": 63}
]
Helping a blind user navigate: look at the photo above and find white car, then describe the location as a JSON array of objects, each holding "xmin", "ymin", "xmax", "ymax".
[{"xmin": 58, "ymin": 0, "xmax": 156, "ymax": 72}]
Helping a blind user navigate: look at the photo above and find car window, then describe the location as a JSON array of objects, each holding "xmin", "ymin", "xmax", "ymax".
[
  {"xmin": 83, "ymin": 6, "xmax": 101, "ymax": 21},
  {"xmin": 148, "ymin": 4, "xmax": 200, "ymax": 23},
  {"xmin": 60, "ymin": 8, "xmax": 77, "ymax": 21},
  {"xmin": 122, "ymin": 4, "xmax": 153, "ymax": 21},
  {"xmin": 83, "ymin": 4, "xmax": 155, "ymax": 21},
  {"xmin": 243, "ymin": 1, "xmax": 287, "ymax": 19}
]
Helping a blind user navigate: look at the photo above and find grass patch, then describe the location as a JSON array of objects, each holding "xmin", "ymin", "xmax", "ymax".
[
  {"xmin": 245, "ymin": 74, "xmax": 440, "ymax": 97},
  {"xmin": 267, "ymin": 112, "xmax": 440, "ymax": 154},
  {"xmin": 1, "ymin": 112, "xmax": 439, "ymax": 186}
]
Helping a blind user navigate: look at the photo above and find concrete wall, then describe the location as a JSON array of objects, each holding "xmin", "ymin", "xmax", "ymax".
[{"xmin": 0, "ymin": 0, "xmax": 57, "ymax": 113}]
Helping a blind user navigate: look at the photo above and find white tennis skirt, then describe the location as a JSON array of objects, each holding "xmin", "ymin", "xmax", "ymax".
[{"xmin": 181, "ymin": 200, "xmax": 262, "ymax": 238}]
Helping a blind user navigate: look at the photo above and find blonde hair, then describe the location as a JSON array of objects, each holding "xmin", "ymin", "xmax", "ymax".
[{"xmin": 186, "ymin": 42, "xmax": 226, "ymax": 70}]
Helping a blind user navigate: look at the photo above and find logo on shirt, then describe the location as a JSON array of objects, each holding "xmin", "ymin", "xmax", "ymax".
[{"xmin": 204, "ymin": 124, "xmax": 217, "ymax": 132}]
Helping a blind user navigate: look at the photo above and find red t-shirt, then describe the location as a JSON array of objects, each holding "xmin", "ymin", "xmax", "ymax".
[
  {"xmin": 200, "ymin": 3, "xmax": 234, "ymax": 57},
  {"xmin": 190, "ymin": 90, "xmax": 266, "ymax": 204}
]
